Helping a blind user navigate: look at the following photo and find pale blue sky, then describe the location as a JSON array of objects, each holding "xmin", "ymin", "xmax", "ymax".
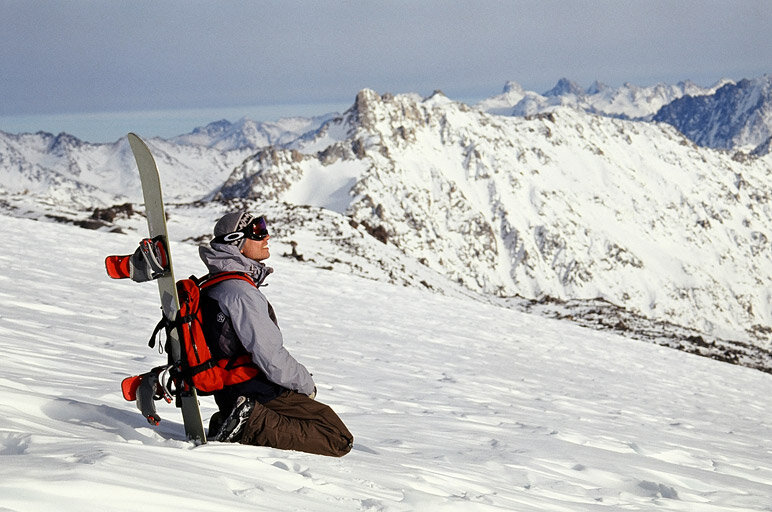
[{"xmin": 2, "ymin": 0, "xmax": 770, "ymax": 142}]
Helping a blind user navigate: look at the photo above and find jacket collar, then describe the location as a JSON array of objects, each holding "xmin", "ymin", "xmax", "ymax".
[{"xmin": 199, "ymin": 242, "xmax": 274, "ymax": 287}]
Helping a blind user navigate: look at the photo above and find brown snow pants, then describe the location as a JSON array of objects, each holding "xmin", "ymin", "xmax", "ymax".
[{"xmin": 240, "ymin": 391, "xmax": 353, "ymax": 457}]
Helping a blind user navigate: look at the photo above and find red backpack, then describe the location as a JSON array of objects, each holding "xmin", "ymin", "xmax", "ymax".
[{"xmin": 163, "ymin": 272, "xmax": 261, "ymax": 394}]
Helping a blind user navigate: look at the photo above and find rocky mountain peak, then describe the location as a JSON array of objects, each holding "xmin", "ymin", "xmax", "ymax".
[
  {"xmin": 586, "ymin": 80, "xmax": 609, "ymax": 95},
  {"xmin": 205, "ymin": 89, "xmax": 772, "ymax": 344},
  {"xmin": 352, "ymin": 88, "xmax": 386, "ymax": 129},
  {"xmin": 544, "ymin": 78, "xmax": 585, "ymax": 97},
  {"xmin": 654, "ymin": 74, "xmax": 772, "ymax": 151}
]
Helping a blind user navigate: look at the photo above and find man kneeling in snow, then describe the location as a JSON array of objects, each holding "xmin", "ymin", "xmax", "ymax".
[{"xmin": 200, "ymin": 211, "xmax": 352, "ymax": 457}]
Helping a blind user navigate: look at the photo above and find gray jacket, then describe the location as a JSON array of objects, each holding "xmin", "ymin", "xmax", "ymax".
[{"xmin": 198, "ymin": 243, "xmax": 315, "ymax": 396}]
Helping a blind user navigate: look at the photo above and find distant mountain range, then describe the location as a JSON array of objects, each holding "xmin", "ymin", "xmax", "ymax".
[
  {"xmin": 2, "ymin": 75, "xmax": 769, "ymax": 206},
  {"xmin": 476, "ymin": 77, "xmax": 732, "ymax": 119},
  {"xmin": 0, "ymin": 115, "xmax": 335, "ymax": 206},
  {"xmin": 478, "ymin": 75, "xmax": 772, "ymax": 154},
  {"xmin": 169, "ymin": 113, "xmax": 337, "ymax": 151},
  {"xmin": 654, "ymin": 77, "xmax": 772, "ymax": 151},
  {"xmin": 1, "ymin": 75, "xmax": 771, "ymax": 364}
]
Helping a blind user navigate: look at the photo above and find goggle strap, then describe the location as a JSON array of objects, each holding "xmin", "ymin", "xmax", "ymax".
[{"xmin": 211, "ymin": 216, "xmax": 268, "ymax": 245}]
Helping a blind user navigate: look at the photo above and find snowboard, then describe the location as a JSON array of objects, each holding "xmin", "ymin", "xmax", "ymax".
[{"xmin": 127, "ymin": 132, "xmax": 208, "ymax": 444}]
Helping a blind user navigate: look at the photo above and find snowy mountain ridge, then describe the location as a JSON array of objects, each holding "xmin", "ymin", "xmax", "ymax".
[
  {"xmin": 170, "ymin": 113, "xmax": 337, "ymax": 152},
  {"xmin": 476, "ymin": 77, "xmax": 733, "ymax": 120},
  {"xmin": 1, "ymin": 76, "xmax": 767, "ymax": 212},
  {"xmin": 213, "ymin": 89, "xmax": 772, "ymax": 347},
  {"xmin": 478, "ymin": 75, "xmax": 772, "ymax": 154},
  {"xmin": 1, "ymin": 78, "xmax": 771, "ymax": 363},
  {"xmin": 654, "ymin": 75, "xmax": 772, "ymax": 152},
  {"xmin": 0, "ymin": 115, "xmax": 333, "ymax": 208}
]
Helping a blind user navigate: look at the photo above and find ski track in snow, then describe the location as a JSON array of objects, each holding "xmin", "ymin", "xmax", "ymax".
[{"xmin": 0, "ymin": 215, "xmax": 771, "ymax": 511}]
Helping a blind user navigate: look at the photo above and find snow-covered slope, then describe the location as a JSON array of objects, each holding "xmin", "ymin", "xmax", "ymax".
[
  {"xmin": 215, "ymin": 89, "xmax": 772, "ymax": 343},
  {"xmin": 1, "ymin": 214, "xmax": 771, "ymax": 511}
]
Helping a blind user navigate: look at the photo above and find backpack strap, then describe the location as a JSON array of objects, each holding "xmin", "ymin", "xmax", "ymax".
[
  {"xmin": 148, "ymin": 317, "xmax": 170, "ymax": 350},
  {"xmin": 196, "ymin": 271, "xmax": 259, "ymax": 382},
  {"xmin": 146, "ymin": 272, "xmax": 255, "ymax": 350},
  {"xmin": 198, "ymin": 271, "xmax": 257, "ymax": 291}
]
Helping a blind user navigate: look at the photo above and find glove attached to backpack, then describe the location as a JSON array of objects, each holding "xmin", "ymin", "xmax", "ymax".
[{"xmin": 105, "ymin": 236, "xmax": 169, "ymax": 282}]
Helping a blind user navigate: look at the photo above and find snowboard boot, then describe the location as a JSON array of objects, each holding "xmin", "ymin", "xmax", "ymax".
[{"xmin": 214, "ymin": 396, "xmax": 255, "ymax": 443}]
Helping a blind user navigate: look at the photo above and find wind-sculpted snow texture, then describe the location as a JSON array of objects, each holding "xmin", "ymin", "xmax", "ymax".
[
  {"xmin": 1, "ymin": 215, "xmax": 771, "ymax": 511},
  {"xmin": 216, "ymin": 89, "xmax": 772, "ymax": 344}
]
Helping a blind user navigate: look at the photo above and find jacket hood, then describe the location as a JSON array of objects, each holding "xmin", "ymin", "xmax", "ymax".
[{"xmin": 199, "ymin": 243, "xmax": 273, "ymax": 286}]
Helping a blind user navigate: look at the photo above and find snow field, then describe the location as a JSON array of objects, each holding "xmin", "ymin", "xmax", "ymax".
[{"xmin": 0, "ymin": 215, "xmax": 771, "ymax": 511}]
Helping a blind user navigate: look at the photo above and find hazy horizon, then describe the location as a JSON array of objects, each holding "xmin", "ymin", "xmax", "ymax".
[
  {"xmin": 2, "ymin": 1, "xmax": 769, "ymax": 141},
  {"xmin": 0, "ymin": 74, "xmax": 753, "ymax": 143}
]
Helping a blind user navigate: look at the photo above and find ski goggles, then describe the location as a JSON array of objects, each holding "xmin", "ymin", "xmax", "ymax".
[
  {"xmin": 213, "ymin": 216, "xmax": 269, "ymax": 245},
  {"xmin": 244, "ymin": 216, "xmax": 269, "ymax": 241}
]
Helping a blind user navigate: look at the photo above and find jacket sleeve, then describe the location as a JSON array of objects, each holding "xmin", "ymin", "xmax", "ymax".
[{"xmin": 215, "ymin": 280, "xmax": 315, "ymax": 395}]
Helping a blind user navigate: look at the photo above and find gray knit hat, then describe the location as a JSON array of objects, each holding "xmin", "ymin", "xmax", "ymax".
[{"xmin": 213, "ymin": 211, "xmax": 254, "ymax": 249}]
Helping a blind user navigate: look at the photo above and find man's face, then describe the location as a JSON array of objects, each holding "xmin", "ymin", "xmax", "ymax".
[{"xmin": 240, "ymin": 235, "xmax": 271, "ymax": 261}]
